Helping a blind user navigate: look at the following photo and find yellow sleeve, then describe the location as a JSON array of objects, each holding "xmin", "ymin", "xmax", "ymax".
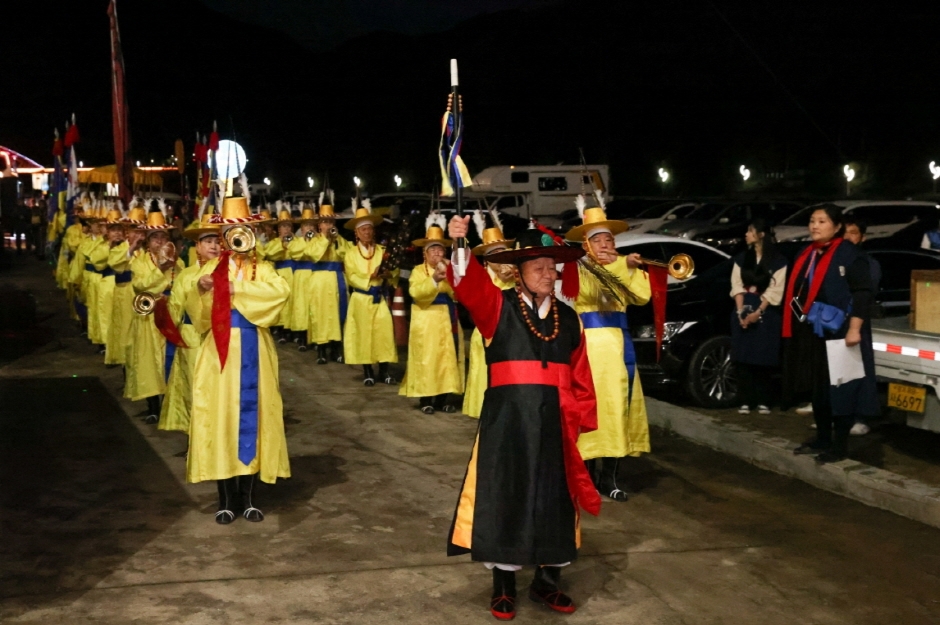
[
  {"xmin": 408, "ymin": 265, "xmax": 442, "ymax": 306},
  {"xmin": 108, "ymin": 242, "xmax": 131, "ymax": 272},
  {"xmin": 232, "ymin": 263, "xmax": 291, "ymax": 328},
  {"xmin": 306, "ymin": 235, "xmax": 330, "ymax": 262},
  {"xmin": 606, "ymin": 255, "xmax": 651, "ymax": 306},
  {"xmin": 287, "ymin": 237, "xmax": 307, "ymax": 261},
  {"xmin": 89, "ymin": 240, "xmax": 110, "ymax": 271},
  {"xmin": 334, "ymin": 236, "xmax": 351, "ymax": 260},
  {"xmin": 344, "ymin": 250, "xmax": 371, "ymax": 291},
  {"xmin": 263, "ymin": 239, "xmax": 286, "ymax": 262},
  {"xmin": 184, "ymin": 262, "xmax": 214, "ymax": 335},
  {"xmin": 131, "ymin": 254, "xmax": 172, "ymax": 295}
]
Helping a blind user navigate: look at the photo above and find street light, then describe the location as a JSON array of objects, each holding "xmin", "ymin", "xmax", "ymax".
[
  {"xmin": 930, "ymin": 161, "xmax": 940, "ymax": 194},
  {"xmin": 843, "ymin": 164, "xmax": 856, "ymax": 197},
  {"xmin": 353, "ymin": 176, "xmax": 362, "ymax": 188},
  {"xmin": 394, "ymin": 174, "xmax": 402, "ymax": 189},
  {"xmin": 739, "ymin": 165, "xmax": 751, "ymax": 182},
  {"xmin": 657, "ymin": 168, "xmax": 669, "ymax": 195},
  {"xmin": 307, "ymin": 176, "xmax": 315, "ymax": 189},
  {"xmin": 263, "ymin": 177, "xmax": 271, "ymax": 186}
]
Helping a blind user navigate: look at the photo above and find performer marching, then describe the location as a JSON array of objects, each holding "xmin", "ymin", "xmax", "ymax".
[
  {"xmin": 124, "ymin": 203, "xmax": 182, "ymax": 424},
  {"xmin": 158, "ymin": 212, "xmax": 221, "ymax": 434},
  {"xmin": 185, "ymin": 196, "xmax": 291, "ymax": 524},
  {"xmin": 462, "ymin": 210, "xmax": 515, "ymax": 418},
  {"xmin": 288, "ymin": 202, "xmax": 317, "ymax": 351},
  {"xmin": 105, "ymin": 204, "xmax": 146, "ymax": 368},
  {"xmin": 262, "ymin": 202, "xmax": 297, "ymax": 343},
  {"xmin": 399, "ymin": 214, "xmax": 464, "ymax": 413},
  {"xmin": 445, "ymin": 216, "xmax": 600, "ymax": 619},
  {"xmin": 565, "ymin": 192, "xmax": 651, "ymax": 502},
  {"xmin": 97, "ymin": 202, "xmax": 128, "ymax": 363},
  {"xmin": 343, "ymin": 199, "xmax": 398, "ymax": 385},
  {"xmin": 306, "ymin": 190, "xmax": 351, "ymax": 364}
]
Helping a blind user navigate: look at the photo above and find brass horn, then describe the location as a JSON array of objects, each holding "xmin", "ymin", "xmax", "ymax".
[
  {"xmin": 640, "ymin": 253, "xmax": 695, "ymax": 280},
  {"xmin": 133, "ymin": 292, "xmax": 158, "ymax": 315},
  {"xmin": 223, "ymin": 225, "xmax": 256, "ymax": 253}
]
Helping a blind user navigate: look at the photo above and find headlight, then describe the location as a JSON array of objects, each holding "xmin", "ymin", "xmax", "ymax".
[{"xmin": 634, "ymin": 321, "xmax": 697, "ymax": 342}]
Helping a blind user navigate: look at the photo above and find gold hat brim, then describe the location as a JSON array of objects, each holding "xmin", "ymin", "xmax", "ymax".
[
  {"xmin": 182, "ymin": 225, "xmax": 221, "ymax": 241},
  {"xmin": 472, "ymin": 239, "xmax": 515, "ymax": 256},
  {"xmin": 564, "ymin": 219, "xmax": 629, "ymax": 242},
  {"xmin": 412, "ymin": 237, "xmax": 453, "ymax": 248}
]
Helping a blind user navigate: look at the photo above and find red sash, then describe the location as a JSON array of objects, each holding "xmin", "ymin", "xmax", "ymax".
[{"xmin": 782, "ymin": 238, "xmax": 843, "ymax": 338}]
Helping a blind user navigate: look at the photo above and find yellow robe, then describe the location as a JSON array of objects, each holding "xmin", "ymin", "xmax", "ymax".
[
  {"xmin": 124, "ymin": 253, "xmax": 184, "ymax": 402},
  {"xmin": 56, "ymin": 222, "xmax": 82, "ymax": 289},
  {"xmin": 185, "ymin": 257, "xmax": 291, "ymax": 484},
  {"xmin": 95, "ymin": 244, "xmax": 117, "ymax": 354},
  {"xmin": 306, "ymin": 234, "xmax": 351, "ymax": 345},
  {"xmin": 399, "ymin": 263, "xmax": 465, "ymax": 398},
  {"xmin": 158, "ymin": 263, "xmax": 205, "ymax": 433},
  {"xmin": 343, "ymin": 244, "xmax": 398, "ymax": 365},
  {"xmin": 80, "ymin": 237, "xmax": 108, "ymax": 344},
  {"xmin": 105, "ymin": 243, "xmax": 136, "ymax": 366},
  {"xmin": 263, "ymin": 238, "xmax": 294, "ymax": 329},
  {"xmin": 575, "ymin": 256, "xmax": 652, "ymax": 460},
  {"xmin": 287, "ymin": 236, "xmax": 314, "ymax": 332},
  {"xmin": 462, "ymin": 267, "xmax": 515, "ymax": 417}
]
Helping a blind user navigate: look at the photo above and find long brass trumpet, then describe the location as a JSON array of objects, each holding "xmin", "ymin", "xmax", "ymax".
[
  {"xmin": 224, "ymin": 225, "xmax": 256, "ymax": 253},
  {"xmin": 639, "ymin": 253, "xmax": 695, "ymax": 280},
  {"xmin": 133, "ymin": 292, "xmax": 158, "ymax": 315}
]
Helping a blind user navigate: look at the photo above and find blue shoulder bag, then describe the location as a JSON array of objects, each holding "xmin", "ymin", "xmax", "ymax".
[{"xmin": 806, "ymin": 300, "xmax": 851, "ymax": 337}]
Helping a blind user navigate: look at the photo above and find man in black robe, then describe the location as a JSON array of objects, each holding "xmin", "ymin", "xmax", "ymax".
[{"xmin": 445, "ymin": 216, "xmax": 600, "ymax": 620}]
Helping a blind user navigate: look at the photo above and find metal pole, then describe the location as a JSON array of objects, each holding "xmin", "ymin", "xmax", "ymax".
[{"xmin": 450, "ymin": 59, "xmax": 467, "ymax": 276}]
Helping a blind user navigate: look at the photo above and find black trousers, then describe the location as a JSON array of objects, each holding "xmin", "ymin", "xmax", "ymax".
[{"xmin": 737, "ymin": 363, "xmax": 774, "ymax": 407}]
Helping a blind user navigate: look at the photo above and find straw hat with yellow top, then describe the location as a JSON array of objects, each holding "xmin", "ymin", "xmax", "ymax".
[
  {"xmin": 412, "ymin": 212, "xmax": 452, "ymax": 249},
  {"xmin": 253, "ymin": 205, "xmax": 274, "ymax": 224},
  {"xmin": 295, "ymin": 201, "xmax": 317, "ymax": 224},
  {"xmin": 183, "ymin": 209, "xmax": 221, "ymax": 241},
  {"xmin": 274, "ymin": 200, "xmax": 293, "ymax": 225},
  {"xmin": 344, "ymin": 198, "xmax": 383, "ymax": 231},
  {"xmin": 139, "ymin": 198, "xmax": 176, "ymax": 231},
  {"xmin": 103, "ymin": 200, "xmax": 126, "ymax": 225},
  {"xmin": 471, "ymin": 209, "xmax": 515, "ymax": 256},
  {"xmin": 317, "ymin": 189, "xmax": 337, "ymax": 221},
  {"xmin": 564, "ymin": 190, "xmax": 628, "ymax": 242}
]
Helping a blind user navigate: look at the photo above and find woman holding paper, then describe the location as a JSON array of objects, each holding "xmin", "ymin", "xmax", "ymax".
[{"xmin": 781, "ymin": 204, "xmax": 877, "ymax": 464}]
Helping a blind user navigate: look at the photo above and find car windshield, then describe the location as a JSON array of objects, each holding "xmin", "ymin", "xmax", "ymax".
[
  {"xmin": 780, "ymin": 205, "xmax": 817, "ymax": 226},
  {"xmin": 636, "ymin": 202, "xmax": 684, "ymax": 219},
  {"xmin": 686, "ymin": 203, "xmax": 727, "ymax": 221}
]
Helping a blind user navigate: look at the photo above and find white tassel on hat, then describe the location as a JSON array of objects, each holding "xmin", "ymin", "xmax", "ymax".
[
  {"xmin": 362, "ymin": 198, "xmax": 372, "ymax": 212},
  {"xmin": 318, "ymin": 191, "xmax": 325, "ymax": 207},
  {"xmin": 472, "ymin": 209, "xmax": 486, "ymax": 239},
  {"xmin": 574, "ymin": 194, "xmax": 587, "ymax": 219},
  {"xmin": 594, "ymin": 189, "xmax": 606, "ymax": 209},
  {"xmin": 156, "ymin": 197, "xmax": 168, "ymax": 220},
  {"xmin": 426, "ymin": 210, "xmax": 446, "ymax": 232},
  {"xmin": 489, "ymin": 208, "xmax": 504, "ymax": 233},
  {"xmin": 351, "ymin": 197, "xmax": 359, "ymax": 213},
  {"xmin": 239, "ymin": 171, "xmax": 251, "ymax": 204}
]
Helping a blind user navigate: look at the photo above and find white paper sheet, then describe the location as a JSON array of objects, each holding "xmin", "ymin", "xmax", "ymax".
[{"xmin": 825, "ymin": 340, "xmax": 866, "ymax": 386}]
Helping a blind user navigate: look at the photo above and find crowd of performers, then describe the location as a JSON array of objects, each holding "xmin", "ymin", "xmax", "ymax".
[{"xmin": 51, "ymin": 188, "xmax": 653, "ymax": 620}]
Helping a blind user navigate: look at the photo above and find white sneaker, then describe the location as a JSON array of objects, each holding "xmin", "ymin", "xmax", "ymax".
[
  {"xmin": 738, "ymin": 405, "xmax": 751, "ymax": 414},
  {"xmin": 795, "ymin": 403, "xmax": 813, "ymax": 415},
  {"xmin": 757, "ymin": 405, "xmax": 771, "ymax": 415},
  {"xmin": 850, "ymin": 423, "xmax": 870, "ymax": 436}
]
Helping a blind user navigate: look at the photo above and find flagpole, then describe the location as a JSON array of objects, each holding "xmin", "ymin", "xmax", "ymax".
[{"xmin": 450, "ymin": 59, "xmax": 467, "ymax": 276}]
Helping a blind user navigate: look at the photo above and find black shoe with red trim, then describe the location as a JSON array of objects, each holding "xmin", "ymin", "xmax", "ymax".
[
  {"xmin": 528, "ymin": 566, "xmax": 576, "ymax": 614},
  {"xmin": 490, "ymin": 568, "xmax": 516, "ymax": 620}
]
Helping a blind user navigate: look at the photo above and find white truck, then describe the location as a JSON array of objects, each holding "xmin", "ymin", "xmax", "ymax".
[
  {"xmin": 471, "ymin": 164, "xmax": 610, "ymax": 226},
  {"xmin": 871, "ymin": 316, "xmax": 940, "ymax": 433}
]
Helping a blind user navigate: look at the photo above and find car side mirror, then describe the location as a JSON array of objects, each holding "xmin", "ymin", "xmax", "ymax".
[
  {"xmin": 666, "ymin": 214, "xmax": 677, "ymax": 220},
  {"xmin": 719, "ymin": 217, "xmax": 729, "ymax": 224}
]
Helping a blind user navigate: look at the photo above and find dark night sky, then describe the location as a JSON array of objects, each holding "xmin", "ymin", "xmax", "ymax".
[{"xmin": 3, "ymin": 0, "xmax": 940, "ymax": 199}]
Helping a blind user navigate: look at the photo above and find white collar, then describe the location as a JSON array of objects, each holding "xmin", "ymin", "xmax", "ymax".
[{"xmin": 520, "ymin": 291, "xmax": 551, "ymax": 319}]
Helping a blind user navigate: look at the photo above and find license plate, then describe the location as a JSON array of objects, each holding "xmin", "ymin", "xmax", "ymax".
[{"xmin": 888, "ymin": 383, "xmax": 927, "ymax": 414}]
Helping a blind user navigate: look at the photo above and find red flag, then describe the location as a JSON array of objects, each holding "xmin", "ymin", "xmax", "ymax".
[
  {"xmin": 648, "ymin": 265, "xmax": 669, "ymax": 361},
  {"xmin": 211, "ymin": 252, "xmax": 233, "ymax": 370},
  {"xmin": 108, "ymin": 0, "xmax": 134, "ymax": 207},
  {"xmin": 153, "ymin": 298, "xmax": 188, "ymax": 348}
]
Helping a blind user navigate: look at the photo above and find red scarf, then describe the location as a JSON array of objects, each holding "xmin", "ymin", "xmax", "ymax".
[
  {"xmin": 782, "ymin": 237, "xmax": 843, "ymax": 338},
  {"xmin": 211, "ymin": 251, "xmax": 233, "ymax": 369}
]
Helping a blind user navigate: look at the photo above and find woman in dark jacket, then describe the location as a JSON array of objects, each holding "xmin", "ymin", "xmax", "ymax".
[
  {"xmin": 782, "ymin": 204, "xmax": 878, "ymax": 464},
  {"xmin": 730, "ymin": 219, "xmax": 787, "ymax": 414}
]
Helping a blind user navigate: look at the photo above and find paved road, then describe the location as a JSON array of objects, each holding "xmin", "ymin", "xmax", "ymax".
[{"xmin": 1, "ymin": 257, "xmax": 939, "ymax": 624}]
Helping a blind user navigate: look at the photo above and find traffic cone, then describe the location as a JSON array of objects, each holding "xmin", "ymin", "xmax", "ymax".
[{"xmin": 391, "ymin": 285, "xmax": 409, "ymax": 346}]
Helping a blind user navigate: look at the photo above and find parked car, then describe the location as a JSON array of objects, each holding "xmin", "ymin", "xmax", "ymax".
[
  {"xmin": 773, "ymin": 201, "xmax": 940, "ymax": 244},
  {"xmin": 615, "ymin": 233, "xmax": 737, "ymax": 407},
  {"xmin": 625, "ymin": 201, "xmax": 707, "ymax": 234},
  {"xmin": 661, "ymin": 200, "xmax": 805, "ymax": 254}
]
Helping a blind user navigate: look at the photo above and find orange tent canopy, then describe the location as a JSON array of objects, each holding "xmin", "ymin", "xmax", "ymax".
[{"xmin": 78, "ymin": 165, "xmax": 163, "ymax": 188}]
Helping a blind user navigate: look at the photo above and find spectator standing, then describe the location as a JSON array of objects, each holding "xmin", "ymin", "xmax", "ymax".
[
  {"xmin": 730, "ymin": 219, "xmax": 787, "ymax": 414},
  {"xmin": 783, "ymin": 205, "xmax": 878, "ymax": 464}
]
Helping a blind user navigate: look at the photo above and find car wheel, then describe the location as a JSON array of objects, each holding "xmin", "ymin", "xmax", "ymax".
[{"xmin": 684, "ymin": 335, "xmax": 739, "ymax": 408}]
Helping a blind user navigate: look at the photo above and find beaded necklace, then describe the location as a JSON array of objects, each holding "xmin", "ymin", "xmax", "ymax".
[
  {"xmin": 357, "ymin": 241, "xmax": 376, "ymax": 261},
  {"xmin": 516, "ymin": 286, "xmax": 560, "ymax": 342}
]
